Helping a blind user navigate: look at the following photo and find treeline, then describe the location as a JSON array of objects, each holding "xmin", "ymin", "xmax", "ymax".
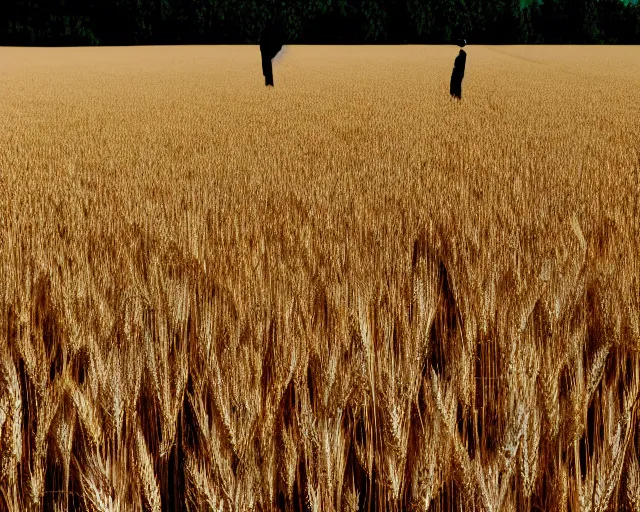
[{"xmin": 1, "ymin": 0, "xmax": 639, "ymax": 46}]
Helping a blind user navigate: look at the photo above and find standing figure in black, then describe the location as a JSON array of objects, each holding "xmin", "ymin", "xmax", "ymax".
[
  {"xmin": 260, "ymin": 21, "xmax": 284, "ymax": 87},
  {"xmin": 450, "ymin": 39, "xmax": 467, "ymax": 100}
]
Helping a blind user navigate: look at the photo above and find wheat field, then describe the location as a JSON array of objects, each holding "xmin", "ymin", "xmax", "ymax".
[{"xmin": 1, "ymin": 45, "xmax": 639, "ymax": 512}]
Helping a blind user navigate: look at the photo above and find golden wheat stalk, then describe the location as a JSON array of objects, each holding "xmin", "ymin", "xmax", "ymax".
[{"xmin": 135, "ymin": 426, "xmax": 162, "ymax": 512}]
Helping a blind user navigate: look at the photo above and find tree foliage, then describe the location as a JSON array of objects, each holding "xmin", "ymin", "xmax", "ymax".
[{"xmin": 0, "ymin": 0, "xmax": 638, "ymax": 45}]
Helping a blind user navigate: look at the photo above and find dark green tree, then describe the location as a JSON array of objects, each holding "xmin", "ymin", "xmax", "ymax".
[{"xmin": 0, "ymin": 0, "xmax": 638, "ymax": 46}]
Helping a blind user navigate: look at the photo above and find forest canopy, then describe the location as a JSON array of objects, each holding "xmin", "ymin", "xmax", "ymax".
[{"xmin": 1, "ymin": 0, "xmax": 639, "ymax": 46}]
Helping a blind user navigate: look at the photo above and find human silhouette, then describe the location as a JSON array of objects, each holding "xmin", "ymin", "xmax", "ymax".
[
  {"xmin": 260, "ymin": 21, "xmax": 285, "ymax": 87},
  {"xmin": 450, "ymin": 40, "xmax": 467, "ymax": 100}
]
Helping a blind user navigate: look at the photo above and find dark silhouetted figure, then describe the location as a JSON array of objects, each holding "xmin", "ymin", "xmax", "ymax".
[
  {"xmin": 450, "ymin": 40, "xmax": 467, "ymax": 100},
  {"xmin": 260, "ymin": 22, "xmax": 285, "ymax": 87}
]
